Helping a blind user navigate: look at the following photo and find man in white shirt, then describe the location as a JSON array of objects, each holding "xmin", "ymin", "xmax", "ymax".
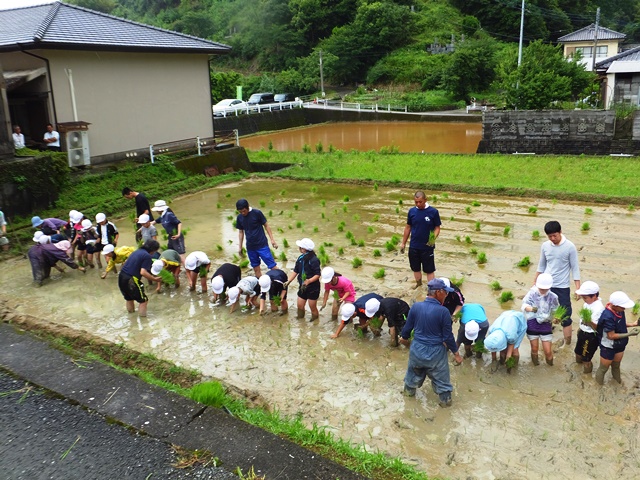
[
  {"xmin": 12, "ymin": 125, "xmax": 25, "ymax": 149},
  {"xmin": 43, "ymin": 124, "xmax": 60, "ymax": 151}
]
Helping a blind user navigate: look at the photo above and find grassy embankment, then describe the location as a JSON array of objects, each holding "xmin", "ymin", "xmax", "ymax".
[{"xmin": 249, "ymin": 150, "xmax": 640, "ymax": 203}]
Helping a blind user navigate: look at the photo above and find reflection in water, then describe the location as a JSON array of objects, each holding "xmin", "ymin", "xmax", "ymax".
[
  {"xmin": 2, "ymin": 178, "xmax": 640, "ymax": 479},
  {"xmin": 240, "ymin": 121, "xmax": 482, "ymax": 153}
]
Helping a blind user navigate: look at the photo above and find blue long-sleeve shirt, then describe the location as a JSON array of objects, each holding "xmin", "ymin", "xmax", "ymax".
[{"xmin": 401, "ymin": 297, "xmax": 458, "ymax": 353}]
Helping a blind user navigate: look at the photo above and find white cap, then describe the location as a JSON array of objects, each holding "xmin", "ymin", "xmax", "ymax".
[
  {"xmin": 465, "ymin": 321, "xmax": 480, "ymax": 341},
  {"xmin": 151, "ymin": 200, "xmax": 168, "ymax": 212},
  {"xmin": 341, "ymin": 303, "xmax": 355, "ymax": 321},
  {"xmin": 38, "ymin": 235, "xmax": 51, "ymax": 245},
  {"xmin": 211, "ymin": 276, "xmax": 225, "ymax": 294},
  {"xmin": 69, "ymin": 209, "xmax": 78, "ymax": 220},
  {"xmin": 151, "ymin": 260, "xmax": 164, "ymax": 275},
  {"xmin": 228, "ymin": 286, "xmax": 240, "ymax": 303},
  {"xmin": 576, "ymin": 281, "xmax": 599, "ymax": 296},
  {"xmin": 138, "ymin": 214, "xmax": 150, "ymax": 224},
  {"xmin": 439, "ymin": 277, "xmax": 452, "ymax": 289},
  {"xmin": 33, "ymin": 231, "xmax": 44, "ymax": 242},
  {"xmin": 364, "ymin": 298, "xmax": 380, "ymax": 318},
  {"xmin": 70, "ymin": 211, "xmax": 83, "ymax": 224},
  {"xmin": 185, "ymin": 251, "xmax": 209, "ymax": 271},
  {"xmin": 102, "ymin": 244, "xmax": 115, "ymax": 255},
  {"xmin": 295, "ymin": 238, "xmax": 314, "ymax": 251},
  {"xmin": 81, "ymin": 219, "xmax": 93, "ymax": 231},
  {"xmin": 536, "ymin": 273, "xmax": 553, "ymax": 290},
  {"xmin": 320, "ymin": 267, "xmax": 334, "ymax": 283},
  {"xmin": 95, "ymin": 213, "xmax": 106, "ymax": 223},
  {"xmin": 259, "ymin": 275, "xmax": 271, "ymax": 293},
  {"xmin": 610, "ymin": 291, "xmax": 635, "ymax": 309}
]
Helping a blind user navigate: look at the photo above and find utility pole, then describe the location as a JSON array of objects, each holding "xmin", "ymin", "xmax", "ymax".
[
  {"xmin": 517, "ymin": 0, "xmax": 525, "ymax": 68},
  {"xmin": 591, "ymin": 8, "xmax": 600, "ymax": 72},
  {"xmin": 319, "ymin": 49, "xmax": 325, "ymax": 98}
]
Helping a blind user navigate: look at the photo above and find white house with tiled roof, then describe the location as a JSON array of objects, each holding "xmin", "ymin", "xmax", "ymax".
[
  {"xmin": 558, "ymin": 24, "xmax": 626, "ymax": 71},
  {"xmin": 0, "ymin": 1, "xmax": 230, "ymax": 163}
]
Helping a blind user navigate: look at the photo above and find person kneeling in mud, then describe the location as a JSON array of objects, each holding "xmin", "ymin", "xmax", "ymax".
[
  {"xmin": 485, "ymin": 310, "xmax": 527, "ymax": 372},
  {"xmin": 227, "ymin": 276, "xmax": 260, "ymax": 313},
  {"xmin": 319, "ymin": 267, "xmax": 356, "ymax": 320},
  {"xmin": 369, "ymin": 297, "xmax": 410, "ymax": 346},
  {"xmin": 117, "ymin": 240, "xmax": 162, "ymax": 317},
  {"xmin": 457, "ymin": 303, "xmax": 490, "ymax": 359},
  {"xmin": 258, "ymin": 271, "xmax": 289, "ymax": 315},
  {"xmin": 101, "ymin": 244, "xmax": 135, "ymax": 279},
  {"xmin": 522, "ymin": 273, "xmax": 559, "ymax": 366},
  {"xmin": 332, "ymin": 293, "xmax": 382, "ymax": 338},
  {"xmin": 155, "ymin": 249, "xmax": 181, "ymax": 292},
  {"xmin": 28, "ymin": 240, "xmax": 86, "ymax": 286}
]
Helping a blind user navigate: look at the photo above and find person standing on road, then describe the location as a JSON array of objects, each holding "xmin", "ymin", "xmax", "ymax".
[
  {"xmin": 235, "ymin": 198, "xmax": 278, "ymax": 278},
  {"xmin": 399, "ymin": 278, "xmax": 463, "ymax": 407},
  {"xmin": 400, "ymin": 191, "xmax": 441, "ymax": 289},
  {"xmin": 595, "ymin": 291, "xmax": 640, "ymax": 385},
  {"xmin": 534, "ymin": 220, "xmax": 580, "ymax": 346},
  {"xmin": 118, "ymin": 240, "xmax": 162, "ymax": 317},
  {"xmin": 122, "ymin": 187, "xmax": 154, "ymax": 242},
  {"xmin": 574, "ymin": 281, "xmax": 605, "ymax": 374}
]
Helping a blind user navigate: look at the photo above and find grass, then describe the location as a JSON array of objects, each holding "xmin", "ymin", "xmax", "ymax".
[
  {"xmin": 352, "ymin": 257, "xmax": 363, "ymax": 268},
  {"xmin": 190, "ymin": 381, "xmax": 226, "ymax": 408},
  {"xmin": 498, "ymin": 291, "xmax": 514, "ymax": 303},
  {"xmin": 489, "ymin": 280, "xmax": 502, "ymax": 291},
  {"xmin": 516, "ymin": 256, "xmax": 531, "ymax": 267},
  {"xmin": 373, "ymin": 268, "xmax": 385, "ymax": 279}
]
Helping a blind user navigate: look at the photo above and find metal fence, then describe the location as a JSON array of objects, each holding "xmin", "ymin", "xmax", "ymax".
[
  {"xmin": 148, "ymin": 130, "xmax": 238, "ymax": 163},
  {"xmin": 214, "ymin": 100, "xmax": 303, "ymax": 117}
]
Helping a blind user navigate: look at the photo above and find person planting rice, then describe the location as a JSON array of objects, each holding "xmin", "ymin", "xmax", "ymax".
[
  {"xmin": 574, "ymin": 281, "xmax": 605, "ymax": 374},
  {"xmin": 117, "ymin": 240, "xmax": 162, "ymax": 317},
  {"xmin": 28, "ymin": 240, "xmax": 86, "ymax": 286},
  {"xmin": 31, "ymin": 215, "xmax": 68, "ymax": 242},
  {"xmin": 399, "ymin": 191, "xmax": 442, "ymax": 289},
  {"xmin": 152, "ymin": 200, "xmax": 186, "ymax": 265},
  {"xmin": 595, "ymin": 291, "xmax": 640, "ymax": 385},
  {"xmin": 319, "ymin": 267, "xmax": 356, "ymax": 321},
  {"xmin": 440, "ymin": 277, "xmax": 465, "ymax": 317},
  {"xmin": 456, "ymin": 303, "xmax": 490, "ymax": 359},
  {"xmin": 235, "ymin": 198, "xmax": 278, "ymax": 278},
  {"xmin": 136, "ymin": 214, "xmax": 157, "ymax": 244},
  {"xmin": 332, "ymin": 293, "xmax": 382, "ymax": 338},
  {"xmin": 75, "ymin": 219, "xmax": 101, "ymax": 268},
  {"xmin": 94, "ymin": 213, "xmax": 119, "ymax": 254},
  {"xmin": 100, "ymin": 244, "xmax": 135, "ymax": 279},
  {"xmin": 210, "ymin": 263, "xmax": 242, "ymax": 302},
  {"xmin": 484, "ymin": 310, "xmax": 527, "ymax": 372},
  {"xmin": 184, "ymin": 251, "xmax": 211, "ymax": 292},
  {"xmin": 522, "ymin": 273, "xmax": 559, "ymax": 366},
  {"xmin": 285, "ymin": 238, "xmax": 321, "ymax": 322},
  {"xmin": 258, "ymin": 271, "xmax": 289, "ymax": 315},
  {"xmin": 227, "ymin": 276, "xmax": 260, "ymax": 313},
  {"xmin": 372, "ymin": 297, "xmax": 410, "ymax": 346}
]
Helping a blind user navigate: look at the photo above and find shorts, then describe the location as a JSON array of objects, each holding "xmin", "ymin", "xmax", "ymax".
[
  {"xmin": 526, "ymin": 333, "xmax": 553, "ymax": 342},
  {"xmin": 526, "ymin": 317, "xmax": 553, "ymax": 337},
  {"xmin": 408, "ymin": 247, "xmax": 435, "ymax": 274},
  {"xmin": 86, "ymin": 243, "xmax": 100, "ymax": 255},
  {"xmin": 575, "ymin": 329, "xmax": 599, "ymax": 362},
  {"xmin": 76, "ymin": 243, "xmax": 87, "ymax": 251},
  {"xmin": 552, "ymin": 287, "xmax": 573, "ymax": 327},
  {"xmin": 298, "ymin": 281, "xmax": 320, "ymax": 301},
  {"xmin": 167, "ymin": 234, "xmax": 186, "ymax": 255},
  {"xmin": 247, "ymin": 246, "xmax": 277, "ymax": 269},
  {"xmin": 118, "ymin": 274, "xmax": 148, "ymax": 304},
  {"xmin": 599, "ymin": 345, "xmax": 625, "ymax": 361}
]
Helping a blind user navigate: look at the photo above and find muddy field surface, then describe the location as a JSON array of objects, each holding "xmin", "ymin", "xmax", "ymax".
[{"xmin": 2, "ymin": 178, "xmax": 640, "ymax": 480}]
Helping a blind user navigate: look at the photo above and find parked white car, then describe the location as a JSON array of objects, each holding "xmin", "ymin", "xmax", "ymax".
[{"xmin": 213, "ymin": 99, "xmax": 247, "ymax": 117}]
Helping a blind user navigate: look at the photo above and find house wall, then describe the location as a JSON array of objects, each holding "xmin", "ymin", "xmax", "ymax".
[
  {"xmin": 563, "ymin": 40, "xmax": 620, "ymax": 70},
  {"xmin": 3, "ymin": 50, "xmax": 214, "ymax": 158}
]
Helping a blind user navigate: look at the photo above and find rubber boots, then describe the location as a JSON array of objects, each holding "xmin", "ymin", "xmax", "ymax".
[
  {"xmin": 531, "ymin": 354, "xmax": 540, "ymax": 366},
  {"xmin": 412, "ymin": 280, "xmax": 422, "ymax": 290},
  {"xmin": 595, "ymin": 364, "xmax": 609, "ymax": 385},
  {"xmin": 611, "ymin": 361, "xmax": 622, "ymax": 383},
  {"xmin": 297, "ymin": 308, "xmax": 305, "ymax": 319},
  {"xmin": 546, "ymin": 357, "xmax": 554, "ymax": 366}
]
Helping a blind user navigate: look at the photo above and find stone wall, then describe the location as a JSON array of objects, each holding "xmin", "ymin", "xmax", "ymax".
[
  {"xmin": 477, "ymin": 110, "xmax": 623, "ymax": 155},
  {"xmin": 172, "ymin": 146, "xmax": 251, "ymax": 176}
]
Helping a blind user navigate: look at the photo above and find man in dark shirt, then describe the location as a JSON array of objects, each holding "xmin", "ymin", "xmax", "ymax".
[
  {"xmin": 122, "ymin": 187, "xmax": 154, "ymax": 242},
  {"xmin": 376, "ymin": 297, "xmax": 410, "ymax": 346},
  {"xmin": 236, "ymin": 198, "xmax": 278, "ymax": 277},
  {"xmin": 210, "ymin": 263, "xmax": 242, "ymax": 302},
  {"xmin": 400, "ymin": 278, "xmax": 463, "ymax": 407},
  {"xmin": 118, "ymin": 240, "xmax": 161, "ymax": 317}
]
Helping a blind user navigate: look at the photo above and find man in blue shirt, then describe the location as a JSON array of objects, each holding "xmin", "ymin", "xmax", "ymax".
[
  {"xmin": 400, "ymin": 191, "xmax": 442, "ymax": 289},
  {"xmin": 400, "ymin": 278, "xmax": 463, "ymax": 407},
  {"xmin": 236, "ymin": 198, "xmax": 278, "ymax": 277},
  {"xmin": 118, "ymin": 240, "xmax": 162, "ymax": 317}
]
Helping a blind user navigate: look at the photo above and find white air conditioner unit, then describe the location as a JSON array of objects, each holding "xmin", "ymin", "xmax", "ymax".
[{"xmin": 66, "ymin": 130, "xmax": 90, "ymax": 167}]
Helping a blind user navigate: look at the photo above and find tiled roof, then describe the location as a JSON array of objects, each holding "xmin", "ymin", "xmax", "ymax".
[
  {"xmin": 595, "ymin": 45, "xmax": 640, "ymax": 70},
  {"xmin": 0, "ymin": 1, "xmax": 230, "ymax": 54},
  {"xmin": 558, "ymin": 24, "xmax": 626, "ymax": 43}
]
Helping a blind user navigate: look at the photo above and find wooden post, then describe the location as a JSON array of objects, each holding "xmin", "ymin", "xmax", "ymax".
[{"xmin": 0, "ymin": 62, "xmax": 14, "ymax": 160}]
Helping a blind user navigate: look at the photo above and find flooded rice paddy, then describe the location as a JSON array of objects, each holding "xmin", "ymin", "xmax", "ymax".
[
  {"xmin": 239, "ymin": 121, "xmax": 482, "ymax": 153},
  {"xmin": 2, "ymin": 178, "xmax": 640, "ymax": 480}
]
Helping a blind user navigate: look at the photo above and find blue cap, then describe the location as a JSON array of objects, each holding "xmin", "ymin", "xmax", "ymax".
[
  {"xmin": 31, "ymin": 216, "xmax": 44, "ymax": 228},
  {"xmin": 427, "ymin": 278, "xmax": 454, "ymax": 292}
]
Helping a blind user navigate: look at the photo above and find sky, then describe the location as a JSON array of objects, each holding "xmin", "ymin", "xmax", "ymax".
[{"xmin": 0, "ymin": 0, "xmax": 55, "ymax": 10}]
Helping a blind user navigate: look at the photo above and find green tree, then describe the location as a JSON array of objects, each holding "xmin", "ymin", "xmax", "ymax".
[
  {"xmin": 68, "ymin": 0, "xmax": 118, "ymax": 13},
  {"xmin": 289, "ymin": 0, "xmax": 357, "ymax": 44},
  {"xmin": 442, "ymin": 36, "xmax": 499, "ymax": 101},
  {"xmin": 210, "ymin": 71, "xmax": 243, "ymax": 102}
]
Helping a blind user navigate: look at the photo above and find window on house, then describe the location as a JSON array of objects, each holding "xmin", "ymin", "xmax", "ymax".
[
  {"xmin": 576, "ymin": 46, "xmax": 593, "ymax": 56},
  {"xmin": 596, "ymin": 45, "xmax": 608, "ymax": 57}
]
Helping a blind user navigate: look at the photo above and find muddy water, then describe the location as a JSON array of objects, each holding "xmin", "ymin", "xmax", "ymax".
[
  {"xmin": 3, "ymin": 179, "xmax": 640, "ymax": 479},
  {"xmin": 240, "ymin": 121, "xmax": 482, "ymax": 153}
]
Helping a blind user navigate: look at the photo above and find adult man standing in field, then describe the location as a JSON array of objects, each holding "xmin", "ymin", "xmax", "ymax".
[
  {"xmin": 400, "ymin": 191, "xmax": 441, "ymax": 289},
  {"xmin": 400, "ymin": 278, "xmax": 463, "ymax": 407},
  {"xmin": 122, "ymin": 187, "xmax": 153, "ymax": 242},
  {"xmin": 236, "ymin": 198, "xmax": 278, "ymax": 278},
  {"xmin": 534, "ymin": 220, "xmax": 580, "ymax": 346}
]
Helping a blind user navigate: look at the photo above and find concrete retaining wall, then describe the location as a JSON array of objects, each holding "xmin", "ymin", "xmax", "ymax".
[{"xmin": 172, "ymin": 146, "xmax": 251, "ymax": 176}]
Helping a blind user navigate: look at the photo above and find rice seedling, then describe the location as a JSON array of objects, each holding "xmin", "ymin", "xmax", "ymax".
[
  {"xmin": 357, "ymin": 240, "xmax": 365, "ymax": 247},
  {"xmin": 294, "ymin": 204, "xmax": 299, "ymax": 210},
  {"xmin": 198, "ymin": 266, "xmax": 208, "ymax": 278},
  {"xmin": 373, "ymin": 268, "xmax": 385, "ymax": 279},
  {"xmin": 320, "ymin": 200, "xmax": 326, "ymax": 207},
  {"xmin": 279, "ymin": 210, "xmax": 284, "ymax": 215},
  {"xmin": 271, "ymin": 294, "xmax": 282, "ymax": 307},
  {"xmin": 369, "ymin": 317, "xmax": 383, "ymax": 329},
  {"xmin": 503, "ymin": 226, "xmax": 511, "ymax": 236},
  {"xmin": 398, "ymin": 199, "xmax": 403, "ymax": 205},
  {"xmin": 373, "ymin": 183, "xmax": 378, "ymax": 191},
  {"xmin": 343, "ymin": 195, "xmax": 350, "ymax": 202},
  {"xmin": 337, "ymin": 221, "xmax": 345, "ymax": 232},
  {"xmin": 216, "ymin": 202, "xmax": 221, "ymax": 209},
  {"xmin": 269, "ymin": 210, "xmax": 273, "ymax": 217},
  {"xmin": 465, "ymin": 235, "xmax": 472, "ymax": 244},
  {"xmin": 477, "ymin": 252, "xmax": 487, "ymax": 264},
  {"xmin": 450, "ymin": 276, "xmax": 464, "ymax": 288},
  {"xmin": 353, "ymin": 214, "xmax": 360, "ymax": 221},
  {"xmin": 350, "ymin": 238, "xmax": 357, "ymax": 246},
  {"xmin": 450, "ymin": 216, "xmax": 455, "ymax": 221},
  {"xmin": 313, "ymin": 226, "xmax": 319, "ymax": 232},
  {"xmin": 283, "ymin": 238, "xmax": 289, "ymax": 248},
  {"xmin": 385, "ymin": 241, "xmax": 395, "ymax": 252},
  {"xmin": 239, "ymin": 259, "xmax": 249, "ymax": 268},
  {"xmin": 315, "ymin": 141, "xmax": 323, "ymax": 153},
  {"xmin": 302, "ymin": 143, "xmax": 311, "ymax": 153},
  {"xmin": 516, "ymin": 256, "xmax": 531, "ymax": 267},
  {"xmin": 367, "ymin": 226, "xmax": 375, "ymax": 233},
  {"xmin": 471, "ymin": 200, "xmax": 481, "ymax": 206},
  {"xmin": 216, "ymin": 244, "xmax": 223, "ymax": 251},
  {"xmin": 475, "ymin": 221, "xmax": 481, "ymax": 231},
  {"xmin": 279, "ymin": 189, "xmax": 286, "ymax": 196},
  {"xmin": 581, "ymin": 222, "xmax": 590, "ymax": 231},
  {"xmin": 431, "ymin": 195, "xmax": 438, "ymax": 203},
  {"xmin": 287, "ymin": 212, "xmax": 293, "ymax": 218},
  {"xmin": 553, "ymin": 305, "xmax": 568, "ymax": 322},
  {"xmin": 532, "ymin": 230, "xmax": 540, "ymax": 240},
  {"xmin": 323, "ymin": 242, "xmax": 333, "ymax": 247},
  {"xmin": 505, "ymin": 356, "xmax": 517, "ymax": 372},
  {"xmin": 345, "ymin": 231, "xmax": 354, "ymax": 240},
  {"xmin": 226, "ymin": 215, "xmax": 233, "ymax": 221},
  {"xmin": 342, "ymin": 205, "xmax": 348, "ymax": 213},
  {"xmin": 579, "ymin": 307, "xmax": 592, "ymax": 324},
  {"xmin": 159, "ymin": 269, "xmax": 176, "ymax": 285},
  {"xmin": 473, "ymin": 339, "xmax": 487, "ymax": 354},
  {"xmin": 455, "ymin": 235, "xmax": 461, "ymax": 242},
  {"xmin": 470, "ymin": 247, "xmax": 478, "ymax": 255},
  {"xmin": 632, "ymin": 302, "xmax": 640, "ymax": 316},
  {"xmin": 584, "ymin": 208, "xmax": 593, "ymax": 215},
  {"xmin": 428, "ymin": 230, "xmax": 436, "ymax": 246},
  {"xmin": 338, "ymin": 247, "xmax": 344, "ymax": 255},
  {"xmin": 629, "ymin": 204, "xmax": 635, "ymax": 211},
  {"xmin": 319, "ymin": 252, "xmax": 330, "ymax": 266},
  {"xmin": 259, "ymin": 200, "xmax": 266, "ymax": 208},
  {"xmin": 373, "ymin": 249, "xmax": 381, "ymax": 257},
  {"xmin": 225, "ymin": 193, "xmax": 231, "ymax": 198},
  {"xmin": 465, "ymin": 206, "xmax": 471, "ymax": 214},
  {"xmin": 395, "ymin": 207, "xmax": 400, "ymax": 214},
  {"xmin": 372, "ymin": 214, "xmax": 379, "ymax": 222},
  {"xmin": 321, "ymin": 212, "xmax": 325, "ymax": 219},
  {"xmin": 498, "ymin": 291, "xmax": 514, "ymax": 303},
  {"xmin": 528, "ymin": 206, "xmax": 538, "ymax": 214},
  {"xmin": 356, "ymin": 328, "xmax": 365, "ymax": 339},
  {"xmin": 490, "ymin": 281, "xmax": 502, "ymax": 291},
  {"xmin": 310, "ymin": 186, "xmax": 318, "ymax": 193},
  {"xmin": 296, "ymin": 221, "xmax": 303, "ymax": 228},
  {"xmin": 352, "ymin": 257, "xmax": 363, "ymax": 268},
  {"xmin": 277, "ymin": 227, "xmax": 284, "ymax": 233},
  {"xmin": 279, "ymin": 252, "xmax": 287, "ymax": 261},
  {"xmin": 228, "ymin": 239, "xmax": 233, "ymax": 244}
]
